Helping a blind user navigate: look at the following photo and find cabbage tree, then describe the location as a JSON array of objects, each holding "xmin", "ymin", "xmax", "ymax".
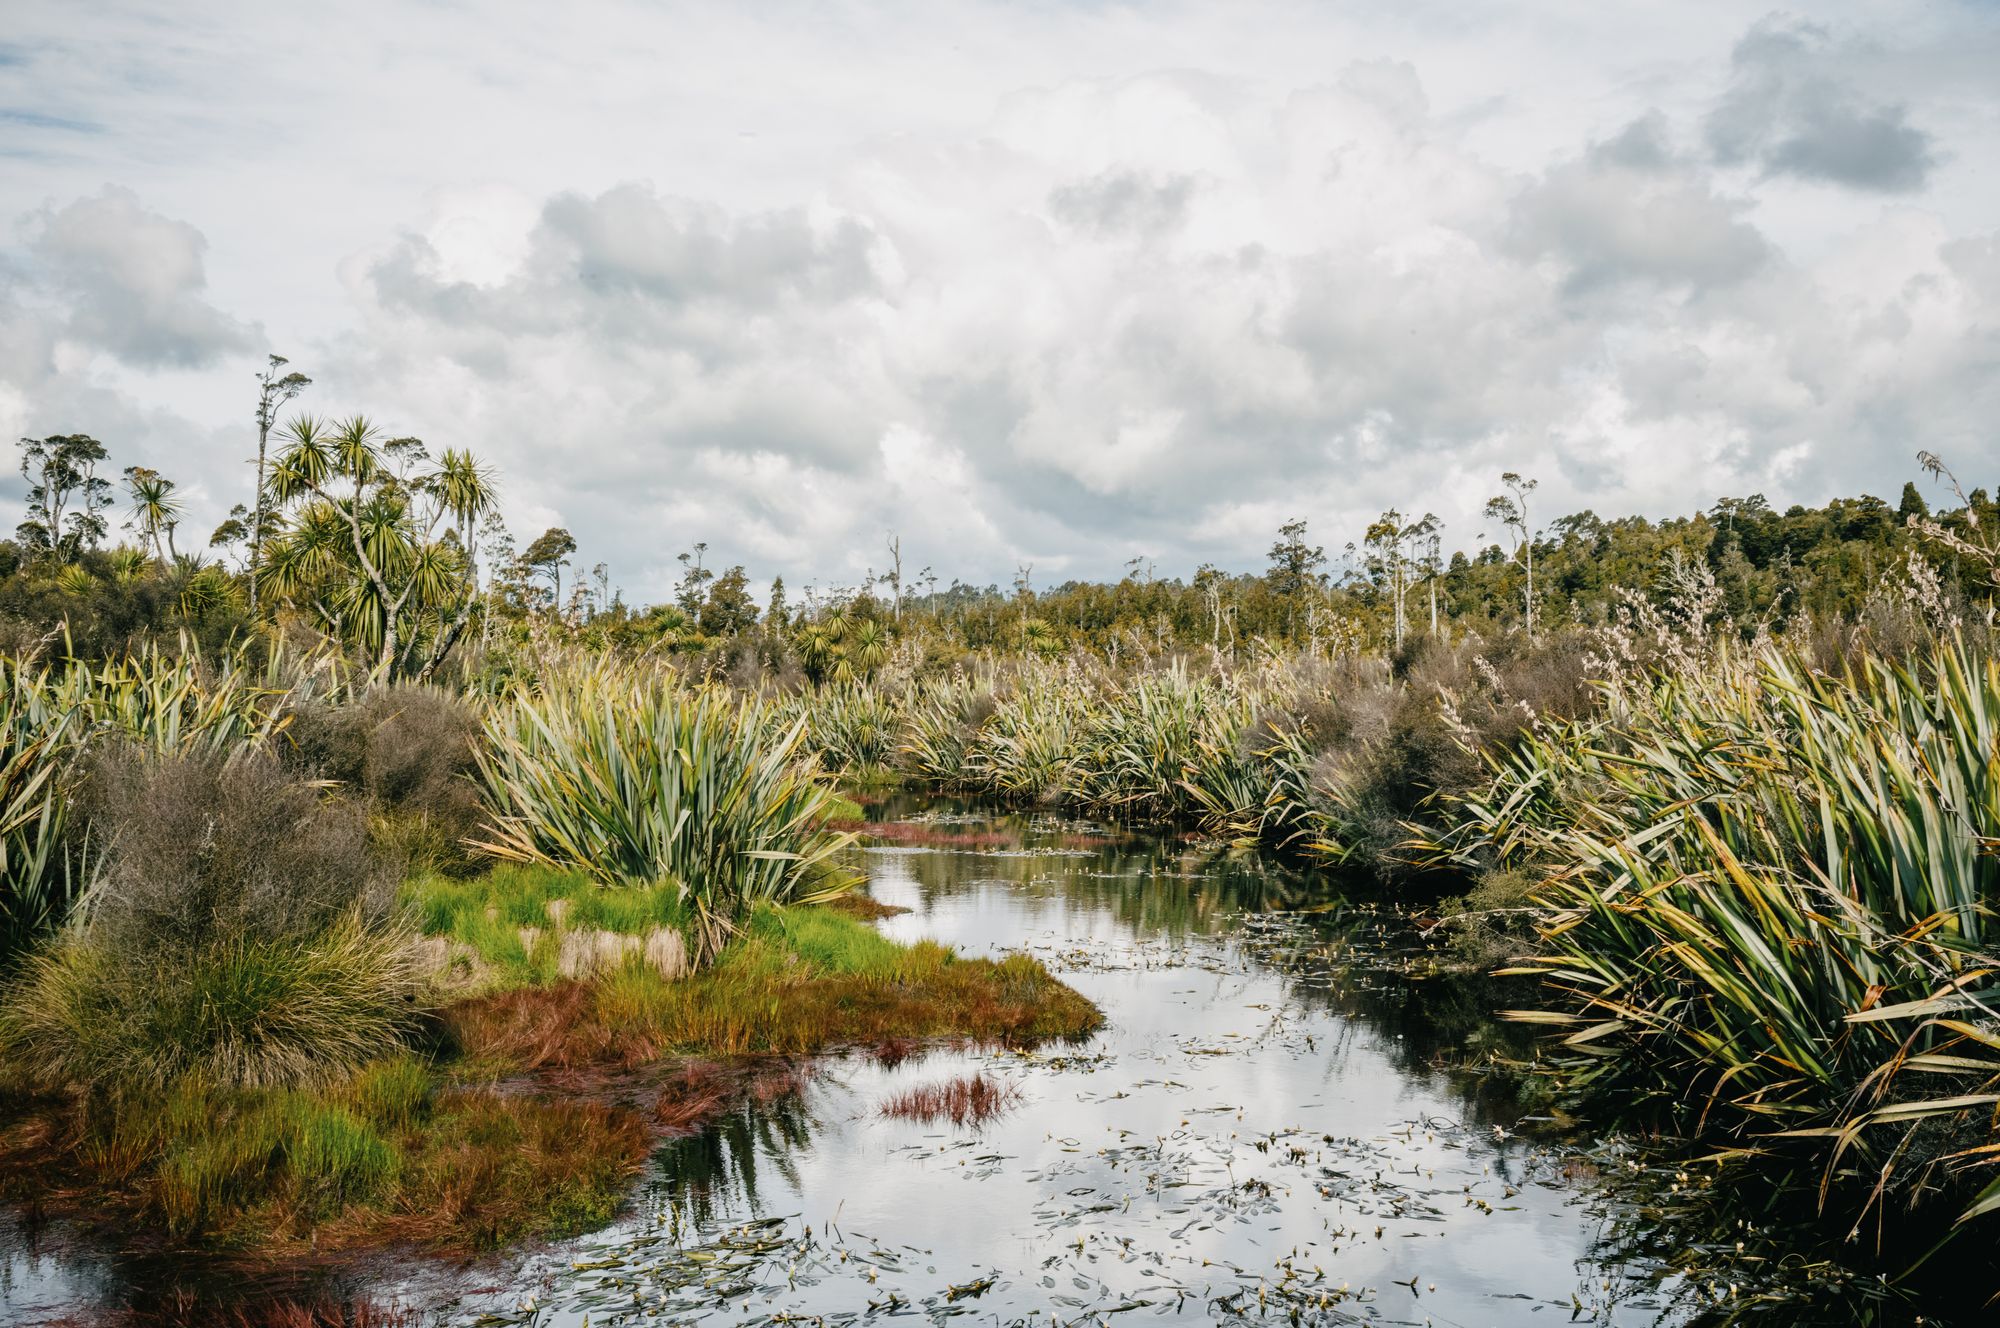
[{"xmin": 263, "ymin": 414, "xmax": 497, "ymax": 681}]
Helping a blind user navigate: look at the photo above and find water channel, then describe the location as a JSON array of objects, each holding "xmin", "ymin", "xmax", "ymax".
[{"xmin": 1, "ymin": 793, "xmax": 1940, "ymax": 1325}]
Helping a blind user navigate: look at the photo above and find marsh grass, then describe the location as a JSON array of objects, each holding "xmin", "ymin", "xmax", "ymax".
[
  {"xmin": 444, "ymin": 904, "xmax": 1101, "ymax": 1072},
  {"xmin": 1447, "ymin": 634, "xmax": 2000, "ymax": 1243},
  {"xmin": 402, "ymin": 863, "xmax": 692, "ymax": 990},
  {"xmin": 4, "ymin": 921, "xmax": 425, "ymax": 1092}
]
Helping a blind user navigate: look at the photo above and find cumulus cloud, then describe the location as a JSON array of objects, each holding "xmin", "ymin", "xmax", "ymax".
[
  {"xmin": 318, "ymin": 61, "xmax": 2000, "ymax": 595},
  {"xmin": 22, "ymin": 186, "xmax": 254, "ymax": 368},
  {"xmin": 1, "ymin": 4, "xmax": 1996, "ymax": 596},
  {"xmin": 1706, "ymin": 15, "xmax": 1939, "ymax": 193},
  {"xmin": 1508, "ymin": 116, "xmax": 1769, "ymax": 292}
]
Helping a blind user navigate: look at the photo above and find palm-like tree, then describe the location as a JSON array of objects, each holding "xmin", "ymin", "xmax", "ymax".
[
  {"xmin": 123, "ymin": 466, "xmax": 184, "ymax": 563},
  {"xmin": 263, "ymin": 414, "xmax": 498, "ymax": 681}
]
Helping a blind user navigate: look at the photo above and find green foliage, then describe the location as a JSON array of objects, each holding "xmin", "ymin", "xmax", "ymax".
[
  {"xmin": 474, "ymin": 662, "xmax": 857, "ymax": 960},
  {"xmin": 4, "ymin": 917, "xmax": 424, "ymax": 1092},
  {"xmin": 1447, "ymin": 635, "xmax": 2000, "ymax": 1235},
  {"xmin": 3, "ymin": 747, "xmax": 420, "ymax": 1092},
  {"xmin": 787, "ymin": 681, "xmax": 899, "ymax": 771}
]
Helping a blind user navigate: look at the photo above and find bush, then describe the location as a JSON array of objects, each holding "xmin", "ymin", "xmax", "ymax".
[
  {"xmin": 476, "ymin": 664, "xmax": 857, "ymax": 961},
  {"xmin": 3, "ymin": 749, "xmax": 421, "ymax": 1092},
  {"xmin": 282, "ymin": 683, "xmax": 487, "ymax": 876},
  {"xmin": 81, "ymin": 747, "xmax": 391, "ymax": 950}
]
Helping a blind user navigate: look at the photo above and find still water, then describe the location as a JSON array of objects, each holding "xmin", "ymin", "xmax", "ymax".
[{"xmin": 0, "ymin": 795, "xmax": 1935, "ymax": 1325}]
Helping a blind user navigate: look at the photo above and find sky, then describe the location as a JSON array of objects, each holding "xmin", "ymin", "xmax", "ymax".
[{"xmin": 3, "ymin": 1, "xmax": 1999, "ymax": 602}]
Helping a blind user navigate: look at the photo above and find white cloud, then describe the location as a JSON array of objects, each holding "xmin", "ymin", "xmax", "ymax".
[
  {"xmin": 21, "ymin": 186, "xmax": 254, "ymax": 369},
  {"xmin": 0, "ymin": 2, "xmax": 1996, "ymax": 595}
]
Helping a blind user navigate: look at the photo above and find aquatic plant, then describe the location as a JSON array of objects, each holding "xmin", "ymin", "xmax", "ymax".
[
  {"xmin": 879, "ymin": 1072, "xmax": 1022, "ymax": 1127},
  {"xmin": 474, "ymin": 664, "xmax": 857, "ymax": 960}
]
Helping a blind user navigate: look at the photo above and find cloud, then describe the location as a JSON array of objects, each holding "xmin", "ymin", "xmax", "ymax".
[
  {"xmin": 0, "ymin": 4, "xmax": 1996, "ymax": 596},
  {"xmin": 1706, "ymin": 15, "xmax": 1939, "ymax": 193},
  {"xmin": 1508, "ymin": 116, "xmax": 1769, "ymax": 292},
  {"xmin": 22, "ymin": 186, "xmax": 254, "ymax": 368}
]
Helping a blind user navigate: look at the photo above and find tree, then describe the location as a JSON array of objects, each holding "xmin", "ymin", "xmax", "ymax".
[
  {"xmin": 249, "ymin": 354, "xmax": 311, "ymax": 612},
  {"xmin": 675, "ymin": 543, "xmax": 713, "ymax": 616},
  {"xmin": 1898, "ymin": 481, "xmax": 1931, "ymax": 524},
  {"xmin": 699, "ymin": 565, "xmax": 759, "ymax": 636},
  {"xmin": 263, "ymin": 414, "xmax": 497, "ymax": 680},
  {"xmin": 883, "ymin": 533, "xmax": 903, "ymax": 620},
  {"xmin": 1193, "ymin": 563, "xmax": 1228, "ymax": 646},
  {"xmin": 17, "ymin": 434, "xmax": 114, "ymax": 561},
  {"xmin": 123, "ymin": 465, "xmax": 184, "ymax": 562},
  {"xmin": 1484, "ymin": 472, "xmax": 1540, "ymax": 639},
  {"xmin": 521, "ymin": 527, "xmax": 577, "ymax": 610},
  {"xmin": 766, "ymin": 575, "xmax": 788, "ymax": 629},
  {"xmin": 477, "ymin": 511, "xmax": 517, "ymax": 652},
  {"xmin": 1265, "ymin": 518, "xmax": 1326, "ymax": 598},
  {"xmin": 1362, "ymin": 508, "xmax": 1437, "ymax": 648}
]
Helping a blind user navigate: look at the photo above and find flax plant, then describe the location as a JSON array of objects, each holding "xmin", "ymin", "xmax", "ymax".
[
  {"xmin": 475, "ymin": 664, "xmax": 857, "ymax": 962},
  {"xmin": 1448, "ymin": 634, "xmax": 2000, "ymax": 1238}
]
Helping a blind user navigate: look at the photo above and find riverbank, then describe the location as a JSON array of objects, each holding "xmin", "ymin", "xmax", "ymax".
[{"xmin": 0, "ymin": 875, "xmax": 1100, "ymax": 1285}]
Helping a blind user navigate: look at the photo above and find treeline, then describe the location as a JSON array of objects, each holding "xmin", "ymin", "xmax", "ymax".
[{"xmin": 12, "ymin": 365, "xmax": 1989, "ymax": 677}]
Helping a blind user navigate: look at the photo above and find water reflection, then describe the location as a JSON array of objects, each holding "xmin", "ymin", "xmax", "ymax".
[
  {"xmin": 1, "ymin": 794, "xmax": 1974, "ymax": 1326},
  {"xmin": 655, "ymin": 1089, "xmax": 816, "ymax": 1232}
]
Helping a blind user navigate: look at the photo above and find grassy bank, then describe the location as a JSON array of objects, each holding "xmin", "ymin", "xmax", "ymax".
[
  {"xmin": 0, "ymin": 658, "xmax": 1098, "ymax": 1267},
  {"xmin": 0, "ymin": 880, "xmax": 1098, "ymax": 1259}
]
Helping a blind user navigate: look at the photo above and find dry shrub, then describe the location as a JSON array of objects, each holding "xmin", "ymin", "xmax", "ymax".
[
  {"xmin": 281, "ymin": 684, "xmax": 486, "ymax": 876},
  {"xmin": 82, "ymin": 747, "xmax": 392, "ymax": 950},
  {"xmin": 879, "ymin": 1072, "xmax": 1021, "ymax": 1127}
]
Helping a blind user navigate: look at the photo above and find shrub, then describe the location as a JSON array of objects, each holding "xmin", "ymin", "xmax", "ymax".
[
  {"xmin": 282, "ymin": 683, "xmax": 487, "ymax": 876},
  {"xmin": 3, "ymin": 749, "xmax": 422, "ymax": 1092},
  {"xmin": 80, "ymin": 747, "xmax": 392, "ymax": 950},
  {"xmin": 475, "ymin": 664, "xmax": 857, "ymax": 961}
]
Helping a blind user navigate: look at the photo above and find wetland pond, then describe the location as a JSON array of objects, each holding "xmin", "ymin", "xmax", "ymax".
[{"xmin": 1, "ymin": 794, "xmax": 1939, "ymax": 1325}]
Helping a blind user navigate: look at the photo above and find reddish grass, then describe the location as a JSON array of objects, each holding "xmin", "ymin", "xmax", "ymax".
[
  {"xmin": 63, "ymin": 1295, "xmax": 420, "ymax": 1327},
  {"xmin": 879, "ymin": 1073, "xmax": 1021, "ymax": 1127},
  {"xmin": 872, "ymin": 1036, "xmax": 919, "ymax": 1068},
  {"xmin": 652, "ymin": 1060, "xmax": 734, "ymax": 1131},
  {"xmin": 444, "ymin": 951, "xmax": 1100, "ymax": 1075}
]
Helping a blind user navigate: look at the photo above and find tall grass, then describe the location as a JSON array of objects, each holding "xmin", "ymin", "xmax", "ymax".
[
  {"xmin": 6, "ymin": 916, "xmax": 423, "ymax": 1092},
  {"xmin": 1443, "ymin": 634, "xmax": 2000, "ymax": 1238},
  {"xmin": 786, "ymin": 682, "xmax": 900, "ymax": 771},
  {"xmin": 475, "ymin": 663, "xmax": 857, "ymax": 960},
  {"xmin": 900, "ymin": 674, "xmax": 990, "ymax": 786}
]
